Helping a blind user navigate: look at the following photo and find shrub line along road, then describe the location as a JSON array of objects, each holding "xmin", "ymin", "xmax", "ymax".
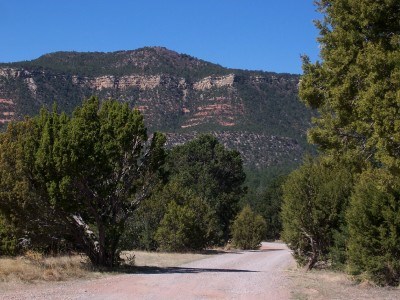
[{"xmin": 1, "ymin": 242, "xmax": 295, "ymax": 300}]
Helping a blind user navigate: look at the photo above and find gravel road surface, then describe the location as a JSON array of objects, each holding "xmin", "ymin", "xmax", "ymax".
[{"xmin": 0, "ymin": 242, "xmax": 295, "ymax": 300}]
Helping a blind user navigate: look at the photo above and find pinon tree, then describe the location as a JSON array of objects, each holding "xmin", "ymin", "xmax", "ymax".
[{"xmin": 0, "ymin": 97, "xmax": 165, "ymax": 267}]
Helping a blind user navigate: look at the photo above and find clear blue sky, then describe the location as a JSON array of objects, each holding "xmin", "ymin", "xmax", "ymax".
[{"xmin": 1, "ymin": 1, "xmax": 321, "ymax": 74}]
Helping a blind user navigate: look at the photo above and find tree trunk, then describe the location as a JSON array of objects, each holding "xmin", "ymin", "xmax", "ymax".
[
  {"xmin": 301, "ymin": 228, "xmax": 319, "ymax": 270},
  {"xmin": 306, "ymin": 238, "xmax": 319, "ymax": 270},
  {"xmin": 306, "ymin": 250, "xmax": 318, "ymax": 270},
  {"xmin": 71, "ymin": 214, "xmax": 117, "ymax": 267}
]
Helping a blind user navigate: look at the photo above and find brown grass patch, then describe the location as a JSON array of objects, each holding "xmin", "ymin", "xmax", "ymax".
[
  {"xmin": 0, "ymin": 250, "xmax": 213, "ymax": 283},
  {"xmin": 121, "ymin": 250, "xmax": 211, "ymax": 268},
  {"xmin": 0, "ymin": 252, "xmax": 98, "ymax": 283},
  {"xmin": 288, "ymin": 267, "xmax": 400, "ymax": 300}
]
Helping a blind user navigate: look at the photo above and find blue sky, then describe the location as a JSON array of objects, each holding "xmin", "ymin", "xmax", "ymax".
[{"xmin": 1, "ymin": 1, "xmax": 321, "ymax": 74}]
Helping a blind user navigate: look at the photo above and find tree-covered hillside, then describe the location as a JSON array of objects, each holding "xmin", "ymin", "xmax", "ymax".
[
  {"xmin": 2, "ymin": 47, "xmax": 229, "ymax": 79},
  {"xmin": 0, "ymin": 47, "xmax": 313, "ymax": 169}
]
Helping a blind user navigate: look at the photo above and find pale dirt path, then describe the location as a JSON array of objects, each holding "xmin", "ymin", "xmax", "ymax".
[{"xmin": 0, "ymin": 242, "xmax": 295, "ymax": 300}]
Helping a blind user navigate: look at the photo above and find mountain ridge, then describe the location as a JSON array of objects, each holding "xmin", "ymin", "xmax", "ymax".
[{"xmin": 0, "ymin": 47, "xmax": 312, "ymax": 169}]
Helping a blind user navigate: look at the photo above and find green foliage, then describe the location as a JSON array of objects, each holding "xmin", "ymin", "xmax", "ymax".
[
  {"xmin": 258, "ymin": 176, "xmax": 286, "ymax": 240},
  {"xmin": 236, "ymin": 76, "xmax": 313, "ymax": 139},
  {"xmin": 347, "ymin": 169, "xmax": 400, "ymax": 286},
  {"xmin": 155, "ymin": 195, "xmax": 220, "ymax": 252},
  {"xmin": 0, "ymin": 214, "xmax": 17, "ymax": 256},
  {"xmin": 0, "ymin": 116, "xmax": 63, "ymax": 252},
  {"xmin": 242, "ymin": 164, "xmax": 297, "ymax": 241},
  {"xmin": 244, "ymin": 163, "xmax": 297, "ymax": 194},
  {"xmin": 281, "ymin": 156, "xmax": 353, "ymax": 269},
  {"xmin": 300, "ymin": 0, "xmax": 400, "ymax": 172},
  {"xmin": 120, "ymin": 183, "xmax": 169, "ymax": 251},
  {"xmin": 155, "ymin": 202, "xmax": 194, "ymax": 252},
  {"xmin": 166, "ymin": 134, "xmax": 246, "ymax": 242},
  {"xmin": 122, "ymin": 180, "xmax": 222, "ymax": 251},
  {"xmin": 0, "ymin": 97, "xmax": 165, "ymax": 266},
  {"xmin": 122, "ymin": 134, "xmax": 244, "ymax": 251},
  {"xmin": 297, "ymin": 0, "xmax": 400, "ymax": 285},
  {"xmin": 243, "ymin": 173, "xmax": 287, "ymax": 241},
  {"xmin": 231, "ymin": 205, "xmax": 266, "ymax": 250}
]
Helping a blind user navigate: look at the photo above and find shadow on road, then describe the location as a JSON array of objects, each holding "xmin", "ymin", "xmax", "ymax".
[
  {"xmin": 249, "ymin": 248, "xmax": 286, "ymax": 253},
  {"xmin": 200, "ymin": 249, "xmax": 244, "ymax": 255},
  {"xmin": 130, "ymin": 266, "xmax": 258, "ymax": 275}
]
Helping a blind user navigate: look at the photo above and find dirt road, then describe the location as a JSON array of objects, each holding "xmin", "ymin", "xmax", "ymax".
[{"xmin": 1, "ymin": 242, "xmax": 295, "ymax": 300}]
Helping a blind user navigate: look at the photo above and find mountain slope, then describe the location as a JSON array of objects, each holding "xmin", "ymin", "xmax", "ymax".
[{"xmin": 0, "ymin": 47, "xmax": 312, "ymax": 169}]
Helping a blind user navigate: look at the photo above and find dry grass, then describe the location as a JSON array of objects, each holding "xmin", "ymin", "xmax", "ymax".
[
  {"xmin": 0, "ymin": 250, "xmax": 213, "ymax": 283},
  {"xmin": 121, "ymin": 250, "xmax": 211, "ymax": 268},
  {"xmin": 0, "ymin": 251, "xmax": 98, "ymax": 283},
  {"xmin": 288, "ymin": 267, "xmax": 400, "ymax": 300}
]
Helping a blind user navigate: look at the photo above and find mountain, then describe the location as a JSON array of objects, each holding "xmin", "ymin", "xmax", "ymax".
[{"xmin": 0, "ymin": 47, "xmax": 312, "ymax": 169}]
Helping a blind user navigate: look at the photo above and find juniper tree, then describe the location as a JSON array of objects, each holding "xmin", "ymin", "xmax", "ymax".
[
  {"xmin": 231, "ymin": 205, "xmax": 266, "ymax": 250},
  {"xmin": 300, "ymin": 0, "xmax": 400, "ymax": 171},
  {"xmin": 347, "ymin": 169, "xmax": 400, "ymax": 286},
  {"xmin": 281, "ymin": 157, "xmax": 353, "ymax": 269},
  {"xmin": 298, "ymin": 0, "xmax": 400, "ymax": 284},
  {"xmin": 0, "ymin": 97, "xmax": 165, "ymax": 266}
]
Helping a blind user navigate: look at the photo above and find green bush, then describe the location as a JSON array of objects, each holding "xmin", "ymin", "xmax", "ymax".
[
  {"xmin": 155, "ymin": 196, "xmax": 220, "ymax": 252},
  {"xmin": 347, "ymin": 169, "xmax": 400, "ymax": 286},
  {"xmin": 231, "ymin": 205, "xmax": 266, "ymax": 250},
  {"xmin": 122, "ymin": 181, "xmax": 222, "ymax": 251},
  {"xmin": 281, "ymin": 157, "xmax": 353, "ymax": 269}
]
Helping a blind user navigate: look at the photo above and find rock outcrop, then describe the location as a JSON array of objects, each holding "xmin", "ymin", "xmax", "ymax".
[{"xmin": 0, "ymin": 98, "xmax": 15, "ymax": 124}]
